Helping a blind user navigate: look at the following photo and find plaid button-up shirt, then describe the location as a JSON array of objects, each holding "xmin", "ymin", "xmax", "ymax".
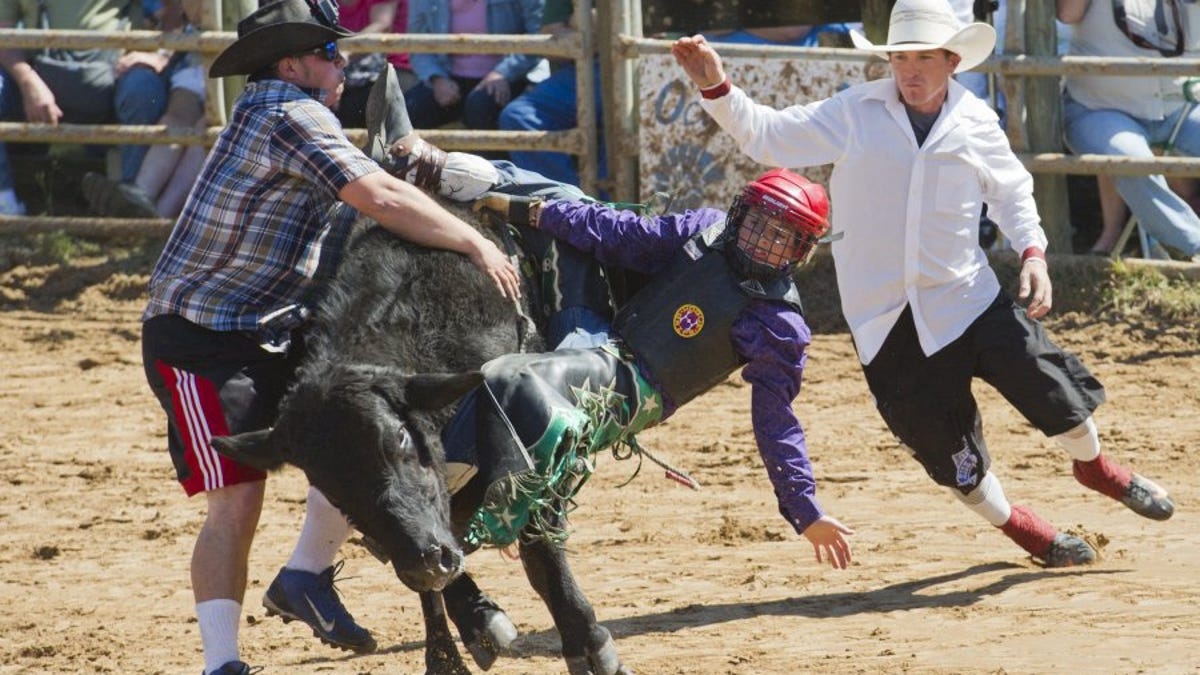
[{"xmin": 144, "ymin": 80, "xmax": 379, "ymax": 341}]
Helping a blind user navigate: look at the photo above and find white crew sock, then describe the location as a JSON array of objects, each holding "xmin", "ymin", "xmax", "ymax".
[
  {"xmin": 951, "ymin": 471, "xmax": 1013, "ymax": 527},
  {"xmin": 196, "ymin": 598, "xmax": 241, "ymax": 674},
  {"xmin": 1054, "ymin": 417, "xmax": 1101, "ymax": 462},
  {"xmin": 286, "ymin": 486, "xmax": 353, "ymax": 574}
]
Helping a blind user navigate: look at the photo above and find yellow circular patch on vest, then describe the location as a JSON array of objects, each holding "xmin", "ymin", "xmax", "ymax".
[{"xmin": 673, "ymin": 304, "xmax": 705, "ymax": 338}]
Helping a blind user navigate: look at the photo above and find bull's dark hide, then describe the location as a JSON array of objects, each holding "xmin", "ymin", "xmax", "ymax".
[{"xmin": 214, "ymin": 206, "xmax": 628, "ymax": 674}]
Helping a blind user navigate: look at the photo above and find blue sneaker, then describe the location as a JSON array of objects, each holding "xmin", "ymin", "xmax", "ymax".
[
  {"xmin": 204, "ymin": 661, "xmax": 259, "ymax": 675},
  {"xmin": 263, "ymin": 561, "xmax": 377, "ymax": 653}
]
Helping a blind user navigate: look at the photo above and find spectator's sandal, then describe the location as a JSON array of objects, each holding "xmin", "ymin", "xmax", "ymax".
[{"xmin": 82, "ymin": 172, "xmax": 159, "ymax": 218}]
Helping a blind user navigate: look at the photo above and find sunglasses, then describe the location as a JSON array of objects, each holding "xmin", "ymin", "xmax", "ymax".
[{"xmin": 303, "ymin": 41, "xmax": 341, "ymax": 62}]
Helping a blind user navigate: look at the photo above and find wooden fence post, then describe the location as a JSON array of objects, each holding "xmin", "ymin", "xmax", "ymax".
[
  {"xmin": 1023, "ymin": 0, "xmax": 1072, "ymax": 251},
  {"xmin": 861, "ymin": 0, "xmax": 893, "ymax": 42}
]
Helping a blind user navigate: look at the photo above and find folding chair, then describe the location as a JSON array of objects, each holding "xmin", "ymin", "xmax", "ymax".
[{"xmin": 1105, "ymin": 77, "xmax": 1200, "ymax": 260}]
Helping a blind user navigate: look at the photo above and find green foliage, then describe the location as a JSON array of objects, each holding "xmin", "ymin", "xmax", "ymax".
[
  {"xmin": 36, "ymin": 231, "xmax": 102, "ymax": 265},
  {"xmin": 795, "ymin": 251, "xmax": 1199, "ymax": 334},
  {"xmin": 0, "ymin": 231, "xmax": 161, "ymax": 272},
  {"xmin": 0, "ymin": 231, "xmax": 101, "ymax": 268},
  {"xmin": 1101, "ymin": 261, "xmax": 1200, "ymax": 322}
]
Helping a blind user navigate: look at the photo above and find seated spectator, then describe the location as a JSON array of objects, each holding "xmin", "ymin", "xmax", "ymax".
[
  {"xmin": 335, "ymin": 0, "xmax": 416, "ymax": 129},
  {"xmin": 84, "ymin": 0, "xmax": 208, "ymax": 218},
  {"xmin": 1058, "ymin": 0, "xmax": 1200, "ymax": 260},
  {"xmin": 1092, "ymin": 172, "xmax": 1200, "ymax": 257},
  {"xmin": 498, "ymin": 0, "xmax": 602, "ymax": 188},
  {"xmin": 0, "ymin": 0, "xmax": 171, "ymax": 216},
  {"xmin": 405, "ymin": 0, "xmax": 544, "ymax": 131},
  {"xmin": 703, "ymin": 23, "xmax": 853, "ymax": 47}
]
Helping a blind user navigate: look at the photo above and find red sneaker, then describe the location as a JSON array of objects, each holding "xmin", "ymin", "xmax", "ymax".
[
  {"xmin": 1073, "ymin": 456, "xmax": 1175, "ymax": 521},
  {"xmin": 1000, "ymin": 504, "xmax": 1097, "ymax": 567}
]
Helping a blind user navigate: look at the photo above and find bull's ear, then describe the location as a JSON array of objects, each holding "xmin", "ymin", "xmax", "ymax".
[
  {"xmin": 209, "ymin": 428, "xmax": 288, "ymax": 471},
  {"xmin": 403, "ymin": 371, "xmax": 484, "ymax": 410}
]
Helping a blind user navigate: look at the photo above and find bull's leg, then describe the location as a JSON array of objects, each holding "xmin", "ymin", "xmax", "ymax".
[
  {"xmin": 518, "ymin": 533, "xmax": 630, "ymax": 675},
  {"xmin": 443, "ymin": 572, "xmax": 519, "ymax": 671},
  {"xmin": 420, "ymin": 590, "xmax": 472, "ymax": 675}
]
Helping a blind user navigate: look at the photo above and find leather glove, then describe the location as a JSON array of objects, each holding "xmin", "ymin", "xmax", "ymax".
[{"xmin": 472, "ymin": 192, "xmax": 541, "ymax": 227}]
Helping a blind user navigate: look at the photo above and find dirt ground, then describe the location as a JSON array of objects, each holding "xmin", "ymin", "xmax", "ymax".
[{"xmin": 1, "ymin": 253, "xmax": 1198, "ymax": 675}]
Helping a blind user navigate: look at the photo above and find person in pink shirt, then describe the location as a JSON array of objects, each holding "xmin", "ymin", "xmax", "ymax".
[
  {"xmin": 405, "ymin": 0, "xmax": 544, "ymax": 130},
  {"xmin": 335, "ymin": 0, "xmax": 414, "ymax": 128}
]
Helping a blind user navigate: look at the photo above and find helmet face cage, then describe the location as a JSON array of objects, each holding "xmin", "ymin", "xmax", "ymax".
[{"xmin": 726, "ymin": 190, "xmax": 822, "ymax": 280}]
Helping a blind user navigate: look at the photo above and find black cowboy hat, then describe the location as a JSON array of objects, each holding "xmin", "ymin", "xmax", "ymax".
[{"xmin": 210, "ymin": 0, "xmax": 353, "ymax": 78}]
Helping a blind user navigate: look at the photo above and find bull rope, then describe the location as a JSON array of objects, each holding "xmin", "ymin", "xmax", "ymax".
[{"xmin": 610, "ymin": 436, "xmax": 701, "ymax": 491}]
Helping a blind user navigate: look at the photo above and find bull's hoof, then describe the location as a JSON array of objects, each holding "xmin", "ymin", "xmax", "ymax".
[
  {"xmin": 424, "ymin": 659, "xmax": 472, "ymax": 675},
  {"xmin": 425, "ymin": 637, "xmax": 472, "ymax": 675},
  {"xmin": 565, "ymin": 631, "xmax": 629, "ymax": 675},
  {"xmin": 463, "ymin": 609, "xmax": 518, "ymax": 671}
]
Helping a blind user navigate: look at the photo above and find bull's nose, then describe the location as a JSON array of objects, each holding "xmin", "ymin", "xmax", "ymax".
[
  {"xmin": 394, "ymin": 543, "xmax": 466, "ymax": 592},
  {"xmin": 423, "ymin": 543, "xmax": 465, "ymax": 577}
]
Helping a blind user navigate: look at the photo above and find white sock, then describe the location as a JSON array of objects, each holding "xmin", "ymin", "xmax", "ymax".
[
  {"xmin": 1055, "ymin": 417, "xmax": 1101, "ymax": 462},
  {"xmin": 286, "ymin": 486, "xmax": 353, "ymax": 574},
  {"xmin": 196, "ymin": 598, "xmax": 241, "ymax": 674},
  {"xmin": 951, "ymin": 471, "xmax": 1013, "ymax": 527}
]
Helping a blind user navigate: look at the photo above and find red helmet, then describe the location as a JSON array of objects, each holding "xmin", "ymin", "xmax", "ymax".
[{"xmin": 726, "ymin": 169, "xmax": 830, "ymax": 280}]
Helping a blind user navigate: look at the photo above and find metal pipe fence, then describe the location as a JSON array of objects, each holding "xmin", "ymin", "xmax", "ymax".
[{"xmin": 4, "ymin": 8, "xmax": 1200, "ymax": 237}]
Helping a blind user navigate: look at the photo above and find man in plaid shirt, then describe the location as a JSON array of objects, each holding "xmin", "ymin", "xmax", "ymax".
[{"xmin": 140, "ymin": 2, "xmax": 520, "ymax": 673}]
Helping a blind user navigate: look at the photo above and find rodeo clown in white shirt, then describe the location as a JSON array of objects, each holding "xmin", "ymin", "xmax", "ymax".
[{"xmin": 671, "ymin": 0, "xmax": 1175, "ymax": 567}]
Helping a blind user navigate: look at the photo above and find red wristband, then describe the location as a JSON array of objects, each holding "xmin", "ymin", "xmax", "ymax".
[
  {"xmin": 1021, "ymin": 246, "xmax": 1046, "ymax": 263},
  {"xmin": 700, "ymin": 78, "xmax": 731, "ymax": 100}
]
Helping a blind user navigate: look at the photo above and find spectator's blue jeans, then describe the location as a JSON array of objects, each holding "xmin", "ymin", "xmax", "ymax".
[
  {"xmin": 1063, "ymin": 94, "xmax": 1200, "ymax": 256},
  {"xmin": 113, "ymin": 65, "xmax": 169, "ymax": 182},
  {"xmin": 499, "ymin": 62, "xmax": 607, "ymax": 188},
  {"xmin": 405, "ymin": 75, "xmax": 523, "ymax": 130},
  {"xmin": 0, "ymin": 64, "xmax": 167, "ymax": 190}
]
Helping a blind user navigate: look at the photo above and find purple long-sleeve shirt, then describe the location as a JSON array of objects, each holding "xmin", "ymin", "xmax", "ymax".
[{"xmin": 539, "ymin": 200, "xmax": 824, "ymax": 534}]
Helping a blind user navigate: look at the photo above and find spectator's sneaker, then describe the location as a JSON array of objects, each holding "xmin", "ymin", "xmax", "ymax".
[
  {"xmin": 999, "ymin": 503, "xmax": 1098, "ymax": 568},
  {"xmin": 1073, "ymin": 455, "xmax": 1175, "ymax": 521},
  {"xmin": 204, "ymin": 661, "xmax": 260, "ymax": 675},
  {"xmin": 81, "ymin": 172, "xmax": 158, "ymax": 218},
  {"xmin": 262, "ymin": 562, "xmax": 377, "ymax": 653}
]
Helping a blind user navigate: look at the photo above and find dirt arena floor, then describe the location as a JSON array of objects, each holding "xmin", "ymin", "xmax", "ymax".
[{"xmin": 1, "ymin": 249, "xmax": 1197, "ymax": 674}]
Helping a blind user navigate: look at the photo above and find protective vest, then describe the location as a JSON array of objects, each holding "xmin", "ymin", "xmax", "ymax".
[{"xmin": 613, "ymin": 223, "xmax": 803, "ymax": 407}]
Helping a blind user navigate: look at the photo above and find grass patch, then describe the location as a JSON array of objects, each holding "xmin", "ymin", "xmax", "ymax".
[
  {"xmin": 1100, "ymin": 261, "xmax": 1200, "ymax": 322},
  {"xmin": 798, "ymin": 251, "xmax": 1199, "ymax": 333}
]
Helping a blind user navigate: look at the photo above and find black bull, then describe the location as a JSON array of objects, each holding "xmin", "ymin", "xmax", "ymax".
[{"xmin": 211, "ymin": 205, "xmax": 631, "ymax": 675}]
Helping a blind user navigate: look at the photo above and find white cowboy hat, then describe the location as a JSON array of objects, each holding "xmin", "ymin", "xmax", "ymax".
[{"xmin": 848, "ymin": 0, "xmax": 997, "ymax": 73}]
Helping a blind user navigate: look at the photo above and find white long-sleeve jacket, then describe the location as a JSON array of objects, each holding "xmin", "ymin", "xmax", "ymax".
[{"xmin": 701, "ymin": 77, "xmax": 1048, "ymax": 364}]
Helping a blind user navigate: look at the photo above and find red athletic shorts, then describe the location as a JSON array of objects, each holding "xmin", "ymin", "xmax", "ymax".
[{"xmin": 142, "ymin": 315, "xmax": 301, "ymax": 496}]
